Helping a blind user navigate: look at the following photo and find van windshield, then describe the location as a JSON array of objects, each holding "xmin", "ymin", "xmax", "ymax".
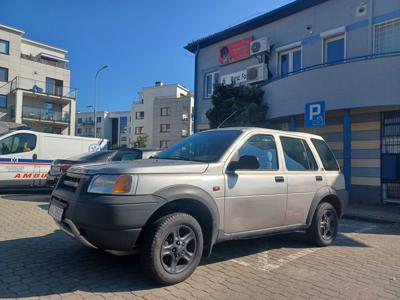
[{"xmin": 153, "ymin": 130, "xmax": 242, "ymax": 163}]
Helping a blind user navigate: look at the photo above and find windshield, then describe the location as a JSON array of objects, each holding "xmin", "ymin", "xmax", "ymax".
[
  {"xmin": 154, "ymin": 130, "xmax": 242, "ymax": 163},
  {"xmin": 67, "ymin": 150, "xmax": 114, "ymax": 162}
]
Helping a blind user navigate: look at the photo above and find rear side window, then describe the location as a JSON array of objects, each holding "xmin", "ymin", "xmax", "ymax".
[
  {"xmin": 311, "ymin": 139, "xmax": 339, "ymax": 171},
  {"xmin": 0, "ymin": 133, "xmax": 37, "ymax": 155},
  {"xmin": 280, "ymin": 136, "xmax": 318, "ymax": 171}
]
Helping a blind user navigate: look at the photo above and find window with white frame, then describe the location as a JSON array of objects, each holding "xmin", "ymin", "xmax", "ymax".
[
  {"xmin": 324, "ymin": 34, "xmax": 345, "ymax": 63},
  {"xmin": 135, "ymin": 126, "xmax": 144, "ymax": 135},
  {"xmin": 278, "ymin": 47, "xmax": 302, "ymax": 76},
  {"xmin": 375, "ymin": 18, "xmax": 400, "ymax": 54},
  {"xmin": 160, "ymin": 124, "xmax": 171, "ymax": 133},
  {"xmin": 135, "ymin": 111, "xmax": 144, "ymax": 119},
  {"xmin": 204, "ymin": 71, "xmax": 220, "ymax": 98},
  {"xmin": 160, "ymin": 107, "xmax": 171, "ymax": 116},
  {"xmin": 160, "ymin": 140, "xmax": 169, "ymax": 148}
]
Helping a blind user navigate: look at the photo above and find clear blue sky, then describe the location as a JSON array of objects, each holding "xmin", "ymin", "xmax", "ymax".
[{"xmin": 1, "ymin": 0, "xmax": 292, "ymax": 112}]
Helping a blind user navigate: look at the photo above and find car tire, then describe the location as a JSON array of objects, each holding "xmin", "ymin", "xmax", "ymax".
[
  {"xmin": 141, "ymin": 213, "xmax": 203, "ymax": 285},
  {"xmin": 307, "ymin": 202, "xmax": 338, "ymax": 246}
]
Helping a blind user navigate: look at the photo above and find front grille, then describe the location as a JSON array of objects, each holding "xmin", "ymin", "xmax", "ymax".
[{"xmin": 58, "ymin": 173, "xmax": 89, "ymax": 192}]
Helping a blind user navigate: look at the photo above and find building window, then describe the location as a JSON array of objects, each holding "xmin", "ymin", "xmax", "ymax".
[
  {"xmin": 160, "ymin": 140, "xmax": 169, "ymax": 148},
  {"xmin": 160, "ymin": 124, "xmax": 171, "ymax": 133},
  {"xmin": 120, "ymin": 116, "xmax": 128, "ymax": 133},
  {"xmin": 0, "ymin": 67, "xmax": 8, "ymax": 82},
  {"xmin": 135, "ymin": 126, "xmax": 144, "ymax": 135},
  {"xmin": 278, "ymin": 47, "xmax": 301, "ymax": 76},
  {"xmin": 45, "ymin": 77, "xmax": 63, "ymax": 96},
  {"xmin": 77, "ymin": 117, "xmax": 82, "ymax": 124},
  {"xmin": 136, "ymin": 111, "xmax": 144, "ymax": 119},
  {"xmin": 161, "ymin": 107, "xmax": 171, "ymax": 116},
  {"xmin": 0, "ymin": 95, "xmax": 6, "ymax": 108},
  {"xmin": 96, "ymin": 116, "xmax": 102, "ymax": 123},
  {"xmin": 77, "ymin": 128, "xmax": 82, "ymax": 134},
  {"xmin": 204, "ymin": 71, "xmax": 220, "ymax": 98},
  {"xmin": 0, "ymin": 40, "xmax": 9, "ymax": 55},
  {"xmin": 324, "ymin": 34, "xmax": 345, "ymax": 63},
  {"xmin": 375, "ymin": 19, "xmax": 400, "ymax": 54}
]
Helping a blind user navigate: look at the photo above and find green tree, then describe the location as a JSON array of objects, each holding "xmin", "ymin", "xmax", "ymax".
[
  {"xmin": 206, "ymin": 83, "xmax": 268, "ymax": 128},
  {"xmin": 134, "ymin": 134, "xmax": 148, "ymax": 148}
]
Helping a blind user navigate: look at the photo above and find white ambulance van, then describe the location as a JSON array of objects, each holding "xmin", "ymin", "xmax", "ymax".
[{"xmin": 0, "ymin": 130, "xmax": 108, "ymax": 187}]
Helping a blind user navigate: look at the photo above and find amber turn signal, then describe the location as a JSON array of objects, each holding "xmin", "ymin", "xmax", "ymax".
[{"xmin": 112, "ymin": 175, "xmax": 132, "ymax": 193}]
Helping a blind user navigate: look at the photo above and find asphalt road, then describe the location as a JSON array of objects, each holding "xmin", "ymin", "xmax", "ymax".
[{"xmin": 1, "ymin": 192, "xmax": 400, "ymax": 299}]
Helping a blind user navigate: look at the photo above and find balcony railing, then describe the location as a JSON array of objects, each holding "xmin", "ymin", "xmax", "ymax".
[
  {"xmin": 21, "ymin": 106, "xmax": 70, "ymax": 123},
  {"xmin": 21, "ymin": 53, "xmax": 68, "ymax": 69},
  {"xmin": 261, "ymin": 50, "xmax": 400, "ymax": 86},
  {"xmin": 9, "ymin": 76, "xmax": 77, "ymax": 99}
]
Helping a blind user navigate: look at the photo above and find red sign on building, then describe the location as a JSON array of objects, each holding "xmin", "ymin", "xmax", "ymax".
[{"xmin": 218, "ymin": 36, "xmax": 253, "ymax": 65}]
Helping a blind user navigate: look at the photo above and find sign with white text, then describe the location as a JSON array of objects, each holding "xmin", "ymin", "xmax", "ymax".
[
  {"xmin": 221, "ymin": 70, "xmax": 247, "ymax": 85},
  {"xmin": 305, "ymin": 101, "xmax": 325, "ymax": 128}
]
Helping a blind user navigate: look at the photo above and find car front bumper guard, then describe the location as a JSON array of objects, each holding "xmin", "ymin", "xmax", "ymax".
[{"xmin": 55, "ymin": 218, "xmax": 98, "ymax": 249}]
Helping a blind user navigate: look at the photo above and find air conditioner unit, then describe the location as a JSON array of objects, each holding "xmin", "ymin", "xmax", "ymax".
[
  {"xmin": 246, "ymin": 64, "xmax": 266, "ymax": 84},
  {"xmin": 181, "ymin": 129, "xmax": 189, "ymax": 137},
  {"xmin": 250, "ymin": 38, "xmax": 270, "ymax": 55}
]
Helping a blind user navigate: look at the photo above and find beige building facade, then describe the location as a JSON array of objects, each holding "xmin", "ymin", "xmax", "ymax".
[
  {"xmin": 131, "ymin": 82, "xmax": 193, "ymax": 149},
  {"xmin": 0, "ymin": 24, "xmax": 76, "ymax": 135}
]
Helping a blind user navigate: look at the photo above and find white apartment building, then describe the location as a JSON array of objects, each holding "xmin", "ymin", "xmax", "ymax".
[
  {"xmin": 131, "ymin": 82, "xmax": 193, "ymax": 149},
  {"xmin": 76, "ymin": 110, "xmax": 130, "ymax": 148},
  {"xmin": 0, "ymin": 24, "xmax": 76, "ymax": 135}
]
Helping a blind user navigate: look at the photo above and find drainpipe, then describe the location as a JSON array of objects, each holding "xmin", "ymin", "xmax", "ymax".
[
  {"xmin": 343, "ymin": 110, "xmax": 352, "ymax": 196},
  {"xmin": 368, "ymin": 0, "xmax": 374, "ymax": 54},
  {"xmin": 193, "ymin": 44, "xmax": 200, "ymax": 133}
]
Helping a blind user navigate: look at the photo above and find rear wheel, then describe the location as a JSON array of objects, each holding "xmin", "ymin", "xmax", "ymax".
[
  {"xmin": 141, "ymin": 213, "xmax": 203, "ymax": 285},
  {"xmin": 307, "ymin": 202, "xmax": 338, "ymax": 246}
]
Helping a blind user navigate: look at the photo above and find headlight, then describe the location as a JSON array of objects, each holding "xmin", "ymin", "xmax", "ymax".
[{"xmin": 87, "ymin": 175, "xmax": 137, "ymax": 195}]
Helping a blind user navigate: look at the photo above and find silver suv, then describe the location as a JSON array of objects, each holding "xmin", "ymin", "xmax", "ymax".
[{"xmin": 49, "ymin": 128, "xmax": 347, "ymax": 285}]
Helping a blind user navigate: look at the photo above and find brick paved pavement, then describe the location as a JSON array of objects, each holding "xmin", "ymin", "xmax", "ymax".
[{"xmin": 1, "ymin": 192, "xmax": 400, "ymax": 299}]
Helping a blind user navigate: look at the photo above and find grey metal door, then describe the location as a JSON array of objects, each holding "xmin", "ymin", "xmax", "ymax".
[{"xmin": 381, "ymin": 111, "xmax": 400, "ymax": 203}]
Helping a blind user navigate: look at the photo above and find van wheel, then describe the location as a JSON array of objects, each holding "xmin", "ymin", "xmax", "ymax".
[
  {"xmin": 141, "ymin": 213, "xmax": 203, "ymax": 285},
  {"xmin": 307, "ymin": 202, "xmax": 338, "ymax": 246}
]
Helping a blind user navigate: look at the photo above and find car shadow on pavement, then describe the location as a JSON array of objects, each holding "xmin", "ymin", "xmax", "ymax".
[
  {"xmin": 0, "ymin": 227, "xmax": 369, "ymax": 298},
  {"xmin": 0, "ymin": 193, "xmax": 51, "ymax": 203}
]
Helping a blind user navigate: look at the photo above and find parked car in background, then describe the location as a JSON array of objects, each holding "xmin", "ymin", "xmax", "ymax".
[
  {"xmin": 49, "ymin": 128, "xmax": 347, "ymax": 285},
  {"xmin": 0, "ymin": 130, "xmax": 108, "ymax": 188},
  {"xmin": 47, "ymin": 148, "xmax": 160, "ymax": 187}
]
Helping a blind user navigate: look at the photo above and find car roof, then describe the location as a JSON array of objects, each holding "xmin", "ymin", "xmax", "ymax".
[{"xmin": 204, "ymin": 127, "xmax": 324, "ymax": 140}]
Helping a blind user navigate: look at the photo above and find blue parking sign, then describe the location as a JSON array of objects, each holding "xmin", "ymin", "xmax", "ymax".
[{"xmin": 305, "ymin": 101, "xmax": 325, "ymax": 128}]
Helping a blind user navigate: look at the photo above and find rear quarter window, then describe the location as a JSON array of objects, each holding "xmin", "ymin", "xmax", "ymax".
[{"xmin": 311, "ymin": 139, "xmax": 340, "ymax": 171}]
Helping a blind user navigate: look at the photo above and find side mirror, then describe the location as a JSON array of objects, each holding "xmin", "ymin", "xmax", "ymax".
[{"xmin": 227, "ymin": 155, "xmax": 260, "ymax": 172}]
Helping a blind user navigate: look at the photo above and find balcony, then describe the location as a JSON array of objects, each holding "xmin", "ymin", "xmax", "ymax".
[
  {"xmin": 262, "ymin": 51, "xmax": 400, "ymax": 119},
  {"xmin": 21, "ymin": 106, "xmax": 70, "ymax": 124},
  {"xmin": 21, "ymin": 53, "xmax": 68, "ymax": 69},
  {"xmin": 9, "ymin": 76, "xmax": 77, "ymax": 99}
]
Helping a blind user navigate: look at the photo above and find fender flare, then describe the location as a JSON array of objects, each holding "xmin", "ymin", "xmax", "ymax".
[
  {"xmin": 305, "ymin": 185, "xmax": 341, "ymax": 226},
  {"xmin": 153, "ymin": 184, "xmax": 220, "ymax": 251}
]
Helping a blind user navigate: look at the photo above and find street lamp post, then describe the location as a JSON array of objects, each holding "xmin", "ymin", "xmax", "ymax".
[{"xmin": 94, "ymin": 65, "xmax": 108, "ymax": 138}]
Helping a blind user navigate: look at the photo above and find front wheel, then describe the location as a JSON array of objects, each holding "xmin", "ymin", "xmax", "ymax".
[
  {"xmin": 307, "ymin": 202, "xmax": 338, "ymax": 246},
  {"xmin": 141, "ymin": 213, "xmax": 203, "ymax": 285}
]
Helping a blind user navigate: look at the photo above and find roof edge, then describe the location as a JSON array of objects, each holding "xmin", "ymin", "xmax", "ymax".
[{"xmin": 184, "ymin": 0, "xmax": 328, "ymax": 53}]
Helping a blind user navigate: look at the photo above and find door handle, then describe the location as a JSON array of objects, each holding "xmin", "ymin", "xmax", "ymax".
[
  {"xmin": 32, "ymin": 154, "xmax": 37, "ymax": 162},
  {"xmin": 316, "ymin": 175, "xmax": 323, "ymax": 181},
  {"xmin": 275, "ymin": 176, "xmax": 284, "ymax": 183}
]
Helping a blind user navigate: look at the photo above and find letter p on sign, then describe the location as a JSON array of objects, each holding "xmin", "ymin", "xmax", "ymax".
[{"xmin": 305, "ymin": 101, "xmax": 325, "ymax": 128}]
